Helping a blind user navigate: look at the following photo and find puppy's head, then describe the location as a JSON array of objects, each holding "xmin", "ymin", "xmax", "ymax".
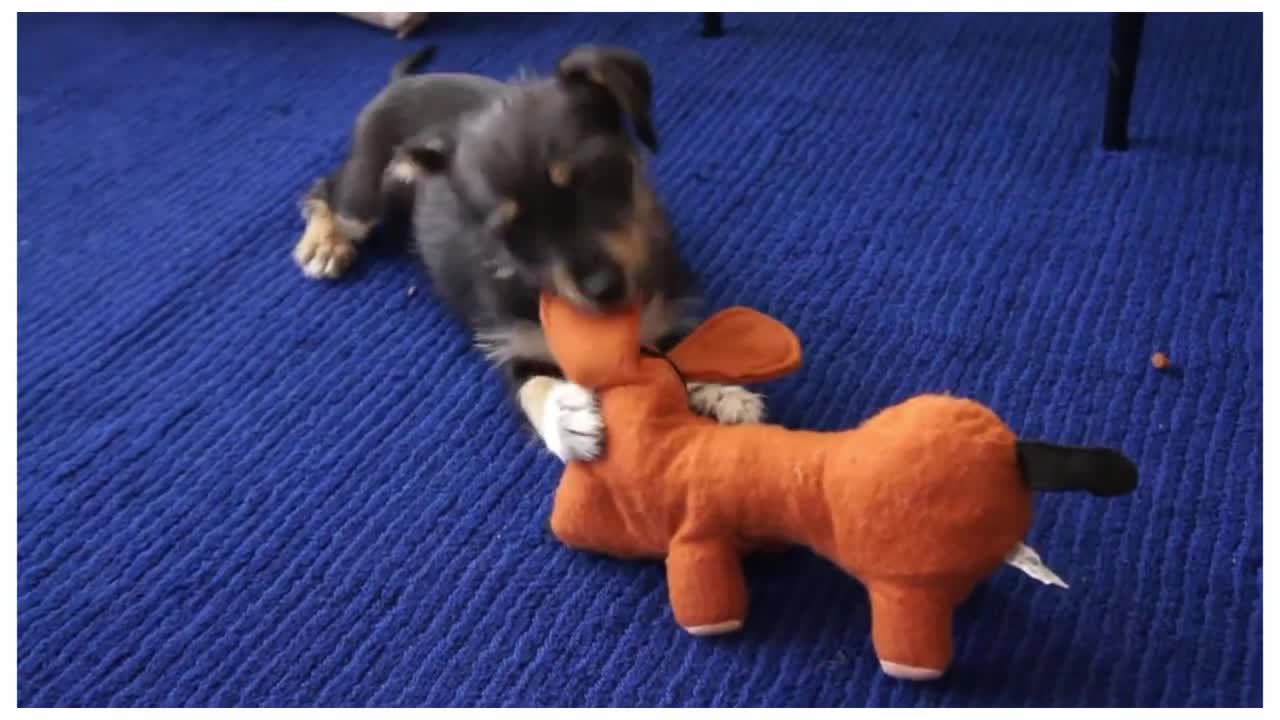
[{"xmin": 439, "ymin": 46, "xmax": 668, "ymax": 311}]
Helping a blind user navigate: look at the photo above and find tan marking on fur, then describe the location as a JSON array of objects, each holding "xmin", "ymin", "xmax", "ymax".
[
  {"xmin": 486, "ymin": 199, "xmax": 520, "ymax": 232},
  {"xmin": 602, "ymin": 170, "xmax": 661, "ymax": 295},
  {"xmin": 550, "ymin": 262, "xmax": 592, "ymax": 308},
  {"xmin": 548, "ymin": 161, "xmax": 572, "ymax": 187},
  {"xmin": 386, "ymin": 157, "xmax": 420, "ymax": 184},
  {"xmin": 603, "ymin": 220, "xmax": 648, "ymax": 295},
  {"xmin": 292, "ymin": 198, "xmax": 357, "ymax": 279}
]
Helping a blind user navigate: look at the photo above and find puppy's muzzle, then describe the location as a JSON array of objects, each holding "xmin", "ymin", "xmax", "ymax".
[
  {"xmin": 550, "ymin": 256, "xmax": 632, "ymax": 311},
  {"xmin": 578, "ymin": 264, "xmax": 628, "ymax": 307}
]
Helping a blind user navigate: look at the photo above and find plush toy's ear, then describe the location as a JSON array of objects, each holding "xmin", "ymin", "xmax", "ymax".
[
  {"xmin": 539, "ymin": 292, "xmax": 642, "ymax": 389},
  {"xmin": 667, "ymin": 307, "xmax": 802, "ymax": 384}
]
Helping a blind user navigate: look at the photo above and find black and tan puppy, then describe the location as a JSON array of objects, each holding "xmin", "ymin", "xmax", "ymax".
[{"xmin": 293, "ymin": 46, "xmax": 764, "ymax": 461}]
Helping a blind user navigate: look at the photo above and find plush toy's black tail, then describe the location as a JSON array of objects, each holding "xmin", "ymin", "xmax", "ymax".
[{"xmin": 1016, "ymin": 441, "xmax": 1138, "ymax": 497}]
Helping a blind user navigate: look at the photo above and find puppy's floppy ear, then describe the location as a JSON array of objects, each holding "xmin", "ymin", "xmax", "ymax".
[{"xmin": 556, "ymin": 45, "xmax": 658, "ymax": 152}]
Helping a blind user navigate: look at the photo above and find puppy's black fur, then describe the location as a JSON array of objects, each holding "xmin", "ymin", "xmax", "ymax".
[{"xmin": 293, "ymin": 45, "xmax": 705, "ymax": 434}]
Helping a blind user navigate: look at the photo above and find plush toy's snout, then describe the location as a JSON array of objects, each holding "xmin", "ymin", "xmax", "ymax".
[
  {"xmin": 538, "ymin": 295, "xmax": 644, "ymax": 389},
  {"xmin": 539, "ymin": 292, "xmax": 804, "ymax": 389}
]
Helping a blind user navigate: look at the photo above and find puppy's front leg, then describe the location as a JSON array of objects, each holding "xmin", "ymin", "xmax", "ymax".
[
  {"xmin": 653, "ymin": 328, "xmax": 766, "ymax": 426},
  {"xmin": 292, "ymin": 178, "xmax": 374, "ymax": 280},
  {"xmin": 686, "ymin": 382, "xmax": 766, "ymax": 425},
  {"xmin": 517, "ymin": 376, "xmax": 604, "ymax": 462}
]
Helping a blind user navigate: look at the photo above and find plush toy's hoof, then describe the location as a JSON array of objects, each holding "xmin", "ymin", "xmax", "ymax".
[
  {"xmin": 684, "ymin": 620, "xmax": 743, "ymax": 636},
  {"xmin": 880, "ymin": 661, "xmax": 944, "ymax": 681}
]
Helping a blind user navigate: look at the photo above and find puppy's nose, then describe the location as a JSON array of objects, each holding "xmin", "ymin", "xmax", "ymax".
[{"xmin": 579, "ymin": 265, "xmax": 626, "ymax": 307}]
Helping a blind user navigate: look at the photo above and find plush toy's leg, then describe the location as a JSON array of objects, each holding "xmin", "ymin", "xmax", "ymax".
[
  {"xmin": 866, "ymin": 584, "xmax": 955, "ymax": 680},
  {"xmin": 666, "ymin": 540, "xmax": 747, "ymax": 635},
  {"xmin": 549, "ymin": 465, "xmax": 627, "ymax": 553}
]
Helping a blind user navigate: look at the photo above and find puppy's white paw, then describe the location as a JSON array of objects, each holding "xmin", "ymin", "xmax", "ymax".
[
  {"xmin": 540, "ymin": 381, "xmax": 604, "ymax": 462},
  {"xmin": 294, "ymin": 231, "xmax": 355, "ymax": 279},
  {"xmin": 292, "ymin": 207, "xmax": 356, "ymax": 280},
  {"xmin": 687, "ymin": 383, "xmax": 766, "ymax": 425}
]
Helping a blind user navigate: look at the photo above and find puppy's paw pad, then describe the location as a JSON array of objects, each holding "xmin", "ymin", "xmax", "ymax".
[
  {"xmin": 292, "ymin": 226, "xmax": 356, "ymax": 280},
  {"xmin": 542, "ymin": 382, "xmax": 604, "ymax": 462},
  {"xmin": 688, "ymin": 383, "xmax": 766, "ymax": 425}
]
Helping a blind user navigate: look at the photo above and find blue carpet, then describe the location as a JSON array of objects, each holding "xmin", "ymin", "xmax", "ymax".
[{"xmin": 17, "ymin": 12, "xmax": 1261, "ymax": 707}]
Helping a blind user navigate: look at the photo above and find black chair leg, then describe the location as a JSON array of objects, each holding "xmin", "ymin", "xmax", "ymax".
[
  {"xmin": 701, "ymin": 12, "xmax": 723, "ymax": 38},
  {"xmin": 1102, "ymin": 12, "xmax": 1146, "ymax": 151}
]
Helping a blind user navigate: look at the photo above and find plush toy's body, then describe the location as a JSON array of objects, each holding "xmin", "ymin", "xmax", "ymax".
[{"xmin": 540, "ymin": 293, "xmax": 1137, "ymax": 680}]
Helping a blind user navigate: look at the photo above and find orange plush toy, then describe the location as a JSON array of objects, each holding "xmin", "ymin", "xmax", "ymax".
[{"xmin": 540, "ymin": 292, "xmax": 1138, "ymax": 680}]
